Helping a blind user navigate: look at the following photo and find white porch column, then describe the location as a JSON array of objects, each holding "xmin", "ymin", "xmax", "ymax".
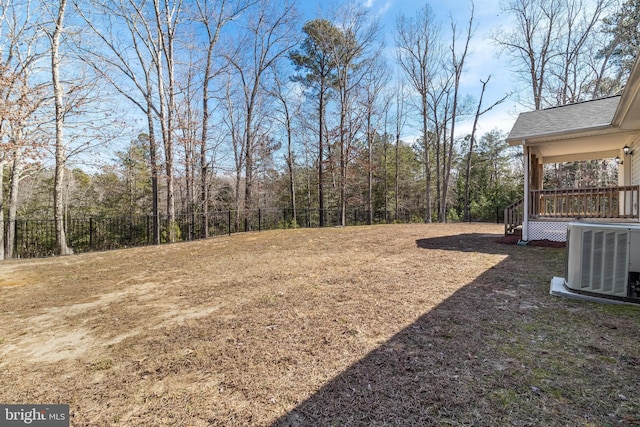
[
  {"xmin": 624, "ymin": 152, "xmax": 632, "ymax": 185},
  {"xmin": 523, "ymin": 141, "xmax": 529, "ymax": 241},
  {"xmin": 624, "ymin": 149, "xmax": 634, "ymax": 218}
]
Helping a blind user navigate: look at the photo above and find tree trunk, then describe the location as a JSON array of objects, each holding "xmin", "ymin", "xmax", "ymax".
[
  {"xmin": 0, "ymin": 160, "xmax": 5, "ymax": 260},
  {"xmin": 395, "ymin": 96, "xmax": 402, "ymax": 221},
  {"xmin": 6, "ymin": 147, "xmax": 23, "ymax": 259},
  {"xmin": 145, "ymin": 91, "xmax": 160, "ymax": 245},
  {"xmin": 184, "ymin": 131, "xmax": 193, "ymax": 238},
  {"xmin": 244, "ymin": 108, "xmax": 254, "ymax": 225},
  {"xmin": 284, "ymin": 105, "xmax": 296, "ymax": 225},
  {"xmin": 339, "ymin": 104, "xmax": 347, "ymax": 226},
  {"xmin": 367, "ymin": 112, "xmax": 373, "ymax": 225},
  {"xmin": 318, "ymin": 84, "xmax": 325, "ymax": 227},
  {"xmin": 235, "ymin": 163, "xmax": 242, "ymax": 230},
  {"xmin": 338, "ymin": 69, "xmax": 349, "ymax": 227},
  {"xmin": 422, "ymin": 93, "xmax": 432, "ymax": 223},
  {"xmin": 306, "ymin": 151, "xmax": 312, "ymax": 227},
  {"xmin": 156, "ymin": 64, "xmax": 173, "ymax": 241},
  {"xmin": 52, "ymin": 0, "xmax": 71, "ymax": 256},
  {"xmin": 383, "ymin": 118, "xmax": 388, "ymax": 222},
  {"xmin": 153, "ymin": 0, "xmax": 177, "ymax": 243},
  {"xmin": 200, "ymin": 44, "xmax": 212, "ymax": 238},
  {"xmin": 435, "ymin": 126, "xmax": 442, "ymax": 222},
  {"xmin": 395, "ymin": 134, "xmax": 399, "ymax": 221},
  {"xmin": 166, "ymin": 36, "xmax": 177, "ymax": 242},
  {"xmin": 287, "ymin": 140, "xmax": 296, "ymax": 226}
]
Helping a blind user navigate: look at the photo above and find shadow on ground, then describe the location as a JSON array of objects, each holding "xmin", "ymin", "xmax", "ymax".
[
  {"xmin": 416, "ymin": 232, "xmax": 514, "ymax": 254},
  {"xmin": 272, "ymin": 234, "xmax": 639, "ymax": 426}
]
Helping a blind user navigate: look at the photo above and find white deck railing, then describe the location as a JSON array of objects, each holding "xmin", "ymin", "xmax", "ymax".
[
  {"xmin": 530, "ymin": 186, "xmax": 640, "ymax": 219},
  {"xmin": 504, "ymin": 198, "xmax": 524, "ymax": 235}
]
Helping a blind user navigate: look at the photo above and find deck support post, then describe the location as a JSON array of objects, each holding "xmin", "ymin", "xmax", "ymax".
[{"xmin": 523, "ymin": 141, "xmax": 529, "ymax": 241}]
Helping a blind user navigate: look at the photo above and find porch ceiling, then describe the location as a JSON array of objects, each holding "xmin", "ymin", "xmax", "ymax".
[{"xmin": 527, "ymin": 129, "xmax": 639, "ymax": 163}]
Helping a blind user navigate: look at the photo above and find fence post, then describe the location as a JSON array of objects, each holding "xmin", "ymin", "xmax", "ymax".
[
  {"xmin": 258, "ymin": 208, "xmax": 262, "ymax": 232},
  {"xmin": 228, "ymin": 210, "xmax": 231, "ymax": 236}
]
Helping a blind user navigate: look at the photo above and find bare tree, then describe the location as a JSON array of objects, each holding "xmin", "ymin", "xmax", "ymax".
[
  {"xmin": 360, "ymin": 59, "xmax": 390, "ymax": 224},
  {"xmin": 494, "ymin": 0, "xmax": 561, "ymax": 109},
  {"xmin": 175, "ymin": 58, "xmax": 199, "ymax": 234},
  {"xmin": 152, "ymin": 0, "xmax": 182, "ymax": 242},
  {"xmin": 538, "ymin": 0, "xmax": 611, "ymax": 104},
  {"xmin": 396, "ymin": 5, "xmax": 441, "ymax": 222},
  {"xmin": 427, "ymin": 69, "xmax": 451, "ymax": 222},
  {"xmin": 48, "ymin": 0, "xmax": 72, "ymax": 255},
  {"xmin": 439, "ymin": 6, "xmax": 474, "ymax": 222},
  {"xmin": 37, "ymin": 0, "xmax": 129, "ymax": 255},
  {"xmin": 193, "ymin": 0, "xmax": 250, "ymax": 237},
  {"xmin": 5, "ymin": 81, "xmax": 48, "ymax": 259},
  {"xmin": 77, "ymin": 0, "xmax": 163, "ymax": 243},
  {"xmin": 393, "ymin": 79, "xmax": 408, "ymax": 221},
  {"xmin": 220, "ymin": 71, "xmax": 245, "ymax": 228},
  {"xmin": 225, "ymin": 0, "xmax": 298, "ymax": 219},
  {"xmin": 269, "ymin": 66, "xmax": 301, "ymax": 225},
  {"xmin": 84, "ymin": 0, "xmax": 185, "ymax": 243},
  {"xmin": 463, "ymin": 76, "xmax": 509, "ymax": 222},
  {"xmin": 0, "ymin": 0, "xmax": 50, "ymax": 258},
  {"xmin": 331, "ymin": 3, "xmax": 382, "ymax": 226},
  {"xmin": 494, "ymin": 0, "xmax": 612, "ymax": 109},
  {"xmin": 495, "ymin": 0, "xmax": 615, "ymax": 190}
]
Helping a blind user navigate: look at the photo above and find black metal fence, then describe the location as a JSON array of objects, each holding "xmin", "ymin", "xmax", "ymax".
[{"xmin": 9, "ymin": 207, "xmax": 434, "ymax": 259}]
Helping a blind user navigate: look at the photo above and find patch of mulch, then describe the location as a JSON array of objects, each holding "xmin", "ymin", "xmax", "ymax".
[
  {"xmin": 496, "ymin": 235, "xmax": 520, "ymax": 245},
  {"xmin": 496, "ymin": 234, "xmax": 566, "ymax": 248},
  {"xmin": 529, "ymin": 239, "xmax": 566, "ymax": 248}
]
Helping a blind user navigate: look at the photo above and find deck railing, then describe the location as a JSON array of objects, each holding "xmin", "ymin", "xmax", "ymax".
[
  {"xmin": 504, "ymin": 198, "xmax": 524, "ymax": 235},
  {"xmin": 530, "ymin": 186, "xmax": 640, "ymax": 219}
]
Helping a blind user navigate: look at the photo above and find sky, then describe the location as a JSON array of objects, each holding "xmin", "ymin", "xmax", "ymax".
[{"xmin": 294, "ymin": 0, "xmax": 524, "ymax": 141}]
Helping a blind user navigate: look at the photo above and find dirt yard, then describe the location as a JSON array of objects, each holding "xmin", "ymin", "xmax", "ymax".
[{"xmin": 0, "ymin": 223, "xmax": 638, "ymax": 426}]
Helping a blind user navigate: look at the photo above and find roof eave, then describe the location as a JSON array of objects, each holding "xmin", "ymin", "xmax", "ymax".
[
  {"xmin": 506, "ymin": 123, "xmax": 614, "ymax": 146},
  {"xmin": 612, "ymin": 56, "xmax": 640, "ymax": 127}
]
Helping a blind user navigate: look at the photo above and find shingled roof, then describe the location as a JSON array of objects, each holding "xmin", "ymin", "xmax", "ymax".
[{"xmin": 506, "ymin": 95, "xmax": 621, "ymax": 144}]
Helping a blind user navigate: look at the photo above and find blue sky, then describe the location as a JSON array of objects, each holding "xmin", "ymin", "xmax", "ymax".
[{"xmin": 295, "ymin": 0, "xmax": 522, "ymax": 139}]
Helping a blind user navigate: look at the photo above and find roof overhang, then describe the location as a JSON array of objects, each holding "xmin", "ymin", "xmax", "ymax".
[
  {"xmin": 613, "ymin": 55, "xmax": 640, "ymax": 129},
  {"xmin": 506, "ymin": 54, "xmax": 640, "ymax": 163}
]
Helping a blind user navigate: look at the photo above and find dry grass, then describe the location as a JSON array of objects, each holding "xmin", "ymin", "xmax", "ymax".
[{"xmin": 0, "ymin": 223, "xmax": 638, "ymax": 426}]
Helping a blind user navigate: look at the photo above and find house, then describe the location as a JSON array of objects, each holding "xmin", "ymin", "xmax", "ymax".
[{"xmin": 505, "ymin": 58, "xmax": 640, "ymax": 243}]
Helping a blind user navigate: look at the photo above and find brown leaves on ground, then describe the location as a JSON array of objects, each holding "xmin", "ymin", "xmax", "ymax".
[{"xmin": 0, "ymin": 223, "xmax": 638, "ymax": 426}]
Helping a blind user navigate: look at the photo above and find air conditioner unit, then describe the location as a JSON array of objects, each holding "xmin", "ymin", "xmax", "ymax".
[{"xmin": 565, "ymin": 222, "xmax": 640, "ymax": 301}]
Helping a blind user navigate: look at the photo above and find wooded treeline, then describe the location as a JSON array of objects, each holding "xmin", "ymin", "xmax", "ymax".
[{"xmin": 0, "ymin": 0, "xmax": 636, "ymax": 257}]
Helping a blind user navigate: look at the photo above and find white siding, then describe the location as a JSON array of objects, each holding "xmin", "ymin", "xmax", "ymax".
[{"xmin": 632, "ymin": 139, "xmax": 640, "ymax": 186}]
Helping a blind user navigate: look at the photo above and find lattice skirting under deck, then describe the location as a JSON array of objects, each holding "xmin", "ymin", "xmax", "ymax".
[{"xmin": 527, "ymin": 221, "xmax": 568, "ymax": 242}]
